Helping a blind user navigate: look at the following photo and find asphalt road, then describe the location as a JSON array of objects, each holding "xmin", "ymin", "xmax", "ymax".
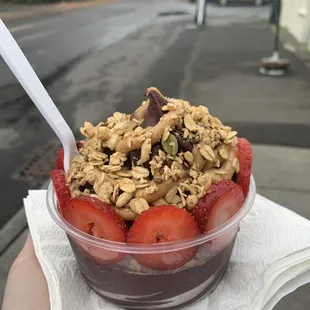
[
  {"xmin": 0, "ymin": 0, "xmax": 270, "ymax": 229},
  {"xmin": 1, "ymin": 0, "xmax": 164, "ymax": 89},
  {"xmin": 1, "ymin": 0, "xmax": 183, "ymax": 229}
]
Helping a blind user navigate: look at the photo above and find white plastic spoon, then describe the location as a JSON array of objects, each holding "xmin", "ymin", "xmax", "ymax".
[{"xmin": 0, "ymin": 19, "xmax": 78, "ymax": 172}]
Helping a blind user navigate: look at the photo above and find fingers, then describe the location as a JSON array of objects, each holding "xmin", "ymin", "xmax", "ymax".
[{"xmin": 2, "ymin": 233, "xmax": 50, "ymax": 310}]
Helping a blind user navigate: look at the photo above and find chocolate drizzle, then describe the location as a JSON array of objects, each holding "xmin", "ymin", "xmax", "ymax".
[{"xmin": 141, "ymin": 88, "xmax": 167, "ymax": 128}]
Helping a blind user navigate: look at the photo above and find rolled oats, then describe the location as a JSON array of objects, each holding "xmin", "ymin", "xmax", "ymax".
[
  {"xmin": 200, "ymin": 145, "xmax": 215, "ymax": 161},
  {"xmin": 87, "ymin": 151, "xmax": 107, "ymax": 162},
  {"xmin": 219, "ymin": 129, "xmax": 228, "ymax": 140},
  {"xmin": 96, "ymin": 126, "xmax": 110, "ymax": 140},
  {"xmin": 219, "ymin": 148, "xmax": 229, "ymax": 160},
  {"xmin": 137, "ymin": 138, "xmax": 151, "ymax": 165},
  {"xmin": 184, "ymin": 114, "xmax": 197, "ymax": 132},
  {"xmin": 128, "ymin": 198, "xmax": 149, "ymax": 214},
  {"xmin": 114, "ymin": 207, "xmax": 137, "ymax": 221},
  {"xmin": 112, "ymin": 184, "xmax": 119, "ymax": 203},
  {"xmin": 114, "ymin": 122, "xmax": 129, "ymax": 136},
  {"xmin": 80, "ymin": 121, "xmax": 95, "ymax": 138},
  {"xmin": 170, "ymin": 195, "xmax": 182, "ymax": 205},
  {"xmin": 135, "ymin": 182, "xmax": 151, "ymax": 189},
  {"xmin": 225, "ymin": 131, "xmax": 238, "ymax": 141},
  {"xmin": 231, "ymin": 137, "xmax": 238, "ymax": 147},
  {"xmin": 109, "ymin": 173, "xmax": 120, "ymax": 179},
  {"xmin": 83, "ymin": 165, "xmax": 99, "ymax": 184},
  {"xmin": 183, "ymin": 128, "xmax": 190, "ymax": 139},
  {"xmin": 232, "ymin": 157, "xmax": 240, "ymax": 173},
  {"xmin": 116, "ymin": 192, "xmax": 133, "ymax": 208},
  {"xmin": 177, "ymin": 187, "xmax": 186, "ymax": 207},
  {"xmin": 105, "ymin": 133, "xmax": 120, "ymax": 150},
  {"xmin": 116, "ymin": 170, "xmax": 132, "ymax": 178},
  {"xmin": 186, "ymin": 195, "xmax": 199, "ymax": 211},
  {"xmin": 131, "ymin": 166, "xmax": 150, "ymax": 179},
  {"xmin": 98, "ymin": 182, "xmax": 113, "ymax": 203},
  {"xmin": 118, "ymin": 178, "xmax": 136, "ymax": 193},
  {"xmin": 106, "ymin": 165, "xmax": 121, "ymax": 172},
  {"xmin": 165, "ymin": 186, "xmax": 178, "ymax": 204},
  {"xmin": 189, "ymin": 169, "xmax": 199, "ymax": 179},
  {"xmin": 210, "ymin": 171, "xmax": 223, "ymax": 183},
  {"xmin": 197, "ymin": 173, "xmax": 212, "ymax": 188},
  {"xmin": 109, "ymin": 152, "xmax": 127, "ymax": 166},
  {"xmin": 93, "ymin": 174, "xmax": 105, "ymax": 194}
]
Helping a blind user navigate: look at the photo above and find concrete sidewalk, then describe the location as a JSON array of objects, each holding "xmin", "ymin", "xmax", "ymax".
[{"xmin": 1, "ymin": 15, "xmax": 310, "ymax": 309}]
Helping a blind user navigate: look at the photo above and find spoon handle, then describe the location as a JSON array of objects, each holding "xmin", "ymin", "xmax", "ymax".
[{"xmin": 0, "ymin": 20, "xmax": 78, "ymax": 172}]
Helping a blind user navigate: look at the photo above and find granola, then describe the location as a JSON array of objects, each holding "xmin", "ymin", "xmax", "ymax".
[{"xmin": 67, "ymin": 87, "xmax": 240, "ymax": 220}]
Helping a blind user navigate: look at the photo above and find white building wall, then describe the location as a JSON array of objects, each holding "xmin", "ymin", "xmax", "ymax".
[{"xmin": 281, "ymin": 0, "xmax": 310, "ymax": 46}]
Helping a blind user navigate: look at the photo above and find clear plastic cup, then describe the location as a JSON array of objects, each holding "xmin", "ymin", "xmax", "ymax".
[{"xmin": 47, "ymin": 176, "xmax": 256, "ymax": 309}]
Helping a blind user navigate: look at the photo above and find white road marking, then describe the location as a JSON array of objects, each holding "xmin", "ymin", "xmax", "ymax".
[
  {"xmin": 8, "ymin": 23, "xmax": 36, "ymax": 33},
  {"xmin": 18, "ymin": 30, "xmax": 55, "ymax": 43}
]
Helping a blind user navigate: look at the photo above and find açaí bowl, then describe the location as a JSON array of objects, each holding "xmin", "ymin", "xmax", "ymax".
[{"xmin": 47, "ymin": 176, "xmax": 256, "ymax": 309}]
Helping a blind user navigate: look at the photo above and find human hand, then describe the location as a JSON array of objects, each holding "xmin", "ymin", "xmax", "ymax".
[{"xmin": 2, "ymin": 233, "xmax": 50, "ymax": 310}]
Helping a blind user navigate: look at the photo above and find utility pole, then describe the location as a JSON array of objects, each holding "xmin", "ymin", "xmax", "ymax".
[
  {"xmin": 195, "ymin": 0, "xmax": 207, "ymax": 27},
  {"xmin": 259, "ymin": 0, "xmax": 290, "ymax": 76}
]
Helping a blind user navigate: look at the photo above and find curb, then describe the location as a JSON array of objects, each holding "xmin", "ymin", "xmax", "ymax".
[
  {"xmin": 0, "ymin": 179, "xmax": 50, "ymax": 255},
  {"xmin": 0, "ymin": 208, "xmax": 27, "ymax": 255}
]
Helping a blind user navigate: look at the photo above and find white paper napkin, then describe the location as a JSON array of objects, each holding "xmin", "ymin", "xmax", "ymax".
[{"xmin": 24, "ymin": 191, "xmax": 310, "ymax": 310}]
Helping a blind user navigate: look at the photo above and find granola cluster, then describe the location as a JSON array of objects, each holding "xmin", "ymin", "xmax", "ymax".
[{"xmin": 67, "ymin": 87, "xmax": 240, "ymax": 220}]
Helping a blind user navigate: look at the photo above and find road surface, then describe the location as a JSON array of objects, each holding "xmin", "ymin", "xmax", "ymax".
[{"xmin": 0, "ymin": 0, "xmax": 269, "ymax": 229}]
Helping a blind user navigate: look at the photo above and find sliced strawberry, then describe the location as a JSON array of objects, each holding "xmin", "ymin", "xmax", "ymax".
[
  {"xmin": 74, "ymin": 196, "xmax": 128, "ymax": 234},
  {"xmin": 55, "ymin": 148, "xmax": 64, "ymax": 170},
  {"xmin": 63, "ymin": 197, "xmax": 126, "ymax": 264},
  {"xmin": 193, "ymin": 180, "xmax": 244, "ymax": 252},
  {"xmin": 191, "ymin": 203, "xmax": 212, "ymax": 233},
  {"xmin": 205, "ymin": 181, "xmax": 244, "ymax": 231},
  {"xmin": 193, "ymin": 180, "xmax": 238, "ymax": 232},
  {"xmin": 127, "ymin": 205, "xmax": 200, "ymax": 271},
  {"xmin": 55, "ymin": 142, "xmax": 83, "ymax": 171},
  {"xmin": 50, "ymin": 170, "xmax": 71, "ymax": 212},
  {"xmin": 236, "ymin": 138, "xmax": 252, "ymax": 197}
]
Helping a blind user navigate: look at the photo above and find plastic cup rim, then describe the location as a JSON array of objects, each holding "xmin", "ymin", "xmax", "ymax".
[{"xmin": 46, "ymin": 176, "xmax": 256, "ymax": 254}]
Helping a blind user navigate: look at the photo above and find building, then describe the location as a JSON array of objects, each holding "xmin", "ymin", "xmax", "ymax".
[{"xmin": 281, "ymin": 0, "xmax": 310, "ymax": 49}]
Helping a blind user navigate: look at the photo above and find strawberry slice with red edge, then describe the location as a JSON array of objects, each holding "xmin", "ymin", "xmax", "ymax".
[
  {"xmin": 55, "ymin": 142, "xmax": 83, "ymax": 171},
  {"xmin": 193, "ymin": 180, "xmax": 240, "ymax": 233},
  {"xmin": 205, "ymin": 181, "xmax": 245, "ymax": 231},
  {"xmin": 193, "ymin": 180, "xmax": 245, "ymax": 252},
  {"xmin": 127, "ymin": 205, "xmax": 200, "ymax": 271},
  {"xmin": 63, "ymin": 197, "xmax": 126, "ymax": 264},
  {"xmin": 236, "ymin": 137, "xmax": 252, "ymax": 198},
  {"xmin": 73, "ymin": 196, "xmax": 128, "ymax": 234},
  {"xmin": 50, "ymin": 170, "xmax": 71, "ymax": 212},
  {"xmin": 55, "ymin": 148, "xmax": 65, "ymax": 170}
]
